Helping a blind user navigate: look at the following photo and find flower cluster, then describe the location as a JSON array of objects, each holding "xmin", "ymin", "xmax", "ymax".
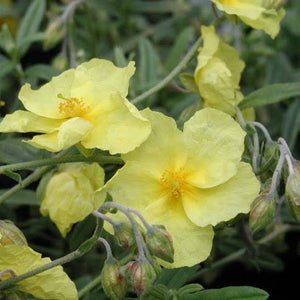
[{"xmin": 0, "ymin": 1, "xmax": 288, "ymax": 297}]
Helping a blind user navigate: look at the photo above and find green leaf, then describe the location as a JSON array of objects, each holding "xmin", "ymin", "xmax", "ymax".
[
  {"xmin": 137, "ymin": 37, "xmax": 161, "ymax": 91},
  {"xmin": 17, "ymin": 32, "xmax": 46, "ymax": 56},
  {"xmin": 0, "ymin": 138, "xmax": 49, "ymax": 164},
  {"xmin": 16, "ymin": 0, "xmax": 46, "ymax": 53},
  {"xmin": 78, "ymin": 236, "xmax": 98, "ymax": 254},
  {"xmin": 157, "ymin": 265, "xmax": 200, "ymax": 289},
  {"xmin": 166, "ymin": 27, "xmax": 193, "ymax": 71},
  {"xmin": 0, "ymin": 23, "xmax": 15, "ymax": 55},
  {"xmin": 1, "ymin": 170, "xmax": 22, "ymax": 183},
  {"xmin": 282, "ymin": 100, "xmax": 300, "ymax": 151},
  {"xmin": 0, "ymin": 189, "xmax": 38, "ymax": 206},
  {"xmin": 0, "ymin": 57, "xmax": 15, "ymax": 79},
  {"xmin": 179, "ymin": 73, "xmax": 198, "ymax": 93},
  {"xmin": 238, "ymin": 82, "xmax": 300, "ymax": 109},
  {"xmin": 25, "ymin": 64, "xmax": 59, "ymax": 81},
  {"xmin": 177, "ymin": 283, "xmax": 204, "ymax": 297},
  {"xmin": 191, "ymin": 286, "xmax": 269, "ymax": 300},
  {"xmin": 114, "ymin": 46, "xmax": 128, "ymax": 67}
]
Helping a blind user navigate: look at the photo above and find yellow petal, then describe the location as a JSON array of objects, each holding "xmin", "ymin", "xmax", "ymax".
[
  {"xmin": 75, "ymin": 58, "xmax": 135, "ymax": 99},
  {"xmin": 19, "ymin": 69, "xmax": 75, "ymax": 119},
  {"xmin": 0, "ymin": 245, "xmax": 78, "ymax": 300},
  {"xmin": 122, "ymin": 108, "xmax": 187, "ymax": 173},
  {"xmin": 211, "ymin": 0, "xmax": 264, "ymax": 19},
  {"xmin": 195, "ymin": 26, "xmax": 245, "ymax": 114},
  {"xmin": 142, "ymin": 197, "xmax": 214, "ymax": 268},
  {"xmin": 40, "ymin": 163, "xmax": 105, "ymax": 236},
  {"xmin": 182, "ymin": 162, "xmax": 260, "ymax": 227},
  {"xmin": 105, "ymin": 161, "xmax": 162, "ymax": 211},
  {"xmin": 183, "ymin": 108, "xmax": 245, "ymax": 188},
  {"xmin": 0, "ymin": 110, "xmax": 63, "ymax": 133},
  {"xmin": 240, "ymin": 8, "xmax": 285, "ymax": 39},
  {"xmin": 81, "ymin": 93, "xmax": 151, "ymax": 154},
  {"xmin": 27, "ymin": 117, "xmax": 93, "ymax": 152}
]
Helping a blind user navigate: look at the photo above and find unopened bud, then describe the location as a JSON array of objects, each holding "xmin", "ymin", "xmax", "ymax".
[
  {"xmin": 145, "ymin": 225, "xmax": 174, "ymax": 263},
  {"xmin": 125, "ymin": 259, "xmax": 157, "ymax": 296},
  {"xmin": 249, "ymin": 192, "xmax": 276, "ymax": 233},
  {"xmin": 101, "ymin": 257, "xmax": 127, "ymax": 300},
  {"xmin": 43, "ymin": 18, "xmax": 67, "ymax": 50},
  {"xmin": 113, "ymin": 222, "xmax": 135, "ymax": 249},
  {"xmin": 286, "ymin": 173, "xmax": 300, "ymax": 222},
  {"xmin": 0, "ymin": 220, "xmax": 27, "ymax": 246}
]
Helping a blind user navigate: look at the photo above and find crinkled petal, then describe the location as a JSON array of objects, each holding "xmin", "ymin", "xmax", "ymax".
[
  {"xmin": 40, "ymin": 163, "xmax": 105, "ymax": 236},
  {"xmin": 0, "ymin": 245, "xmax": 78, "ymax": 300},
  {"xmin": 27, "ymin": 117, "xmax": 93, "ymax": 152},
  {"xmin": 105, "ymin": 161, "xmax": 163, "ymax": 210},
  {"xmin": 74, "ymin": 59, "xmax": 135, "ymax": 101},
  {"xmin": 211, "ymin": 0, "xmax": 264, "ymax": 19},
  {"xmin": 183, "ymin": 108, "xmax": 245, "ymax": 188},
  {"xmin": 0, "ymin": 110, "xmax": 63, "ymax": 133},
  {"xmin": 240, "ymin": 8, "xmax": 285, "ymax": 39},
  {"xmin": 81, "ymin": 93, "xmax": 151, "ymax": 154},
  {"xmin": 182, "ymin": 162, "xmax": 260, "ymax": 227},
  {"xmin": 19, "ymin": 69, "xmax": 75, "ymax": 119},
  {"xmin": 122, "ymin": 108, "xmax": 187, "ymax": 173},
  {"xmin": 142, "ymin": 197, "xmax": 214, "ymax": 268}
]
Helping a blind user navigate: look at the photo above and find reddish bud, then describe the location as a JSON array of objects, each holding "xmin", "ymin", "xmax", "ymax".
[
  {"xmin": 125, "ymin": 259, "xmax": 157, "ymax": 296},
  {"xmin": 0, "ymin": 220, "xmax": 27, "ymax": 246},
  {"xmin": 101, "ymin": 257, "xmax": 127, "ymax": 300},
  {"xmin": 145, "ymin": 225, "xmax": 174, "ymax": 263},
  {"xmin": 113, "ymin": 222, "xmax": 135, "ymax": 249}
]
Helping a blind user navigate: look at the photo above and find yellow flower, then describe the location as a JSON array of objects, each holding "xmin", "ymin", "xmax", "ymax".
[
  {"xmin": 211, "ymin": 0, "xmax": 286, "ymax": 38},
  {"xmin": 40, "ymin": 162, "xmax": 106, "ymax": 237},
  {"xmin": 195, "ymin": 26, "xmax": 245, "ymax": 115},
  {"xmin": 0, "ymin": 244, "xmax": 78, "ymax": 300},
  {"xmin": 104, "ymin": 108, "xmax": 260, "ymax": 268},
  {"xmin": 0, "ymin": 59, "xmax": 151, "ymax": 154}
]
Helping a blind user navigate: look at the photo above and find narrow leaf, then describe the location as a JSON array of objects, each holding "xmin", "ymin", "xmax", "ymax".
[
  {"xmin": 0, "ymin": 58, "xmax": 15, "ymax": 78},
  {"xmin": 25, "ymin": 64, "xmax": 59, "ymax": 81},
  {"xmin": 0, "ymin": 189, "xmax": 38, "ymax": 206},
  {"xmin": 1, "ymin": 170, "xmax": 22, "ymax": 183},
  {"xmin": 190, "ymin": 286, "xmax": 269, "ymax": 300},
  {"xmin": 16, "ymin": 0, "xmax": 46, "ymax": 51},
  {"xmin": 238, "ymin": 82, "xmax": 300, "ymax": 109},
  {"xmin": 166, "ymin": 27, "xmax": 193, "ymax": 71}
]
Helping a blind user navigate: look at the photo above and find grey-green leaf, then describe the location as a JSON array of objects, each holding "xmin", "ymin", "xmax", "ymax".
[
  {"xmin": 189, "ymin": 286, "xmax": 269, "ymax": 300},
  {"xmin": 0, "ymin": 189, "xmax": 38, "ymax": 206},
  {"xmin": 16, "ymin": 0, "xmax": 46, "ymax": 52},
  {"xmin": 25, "ymin": 64, "xmax": 60, "ymax": 81},
  {"xmin": 238, "ymin": 82, "xmax": 300, "ymax": 109}
]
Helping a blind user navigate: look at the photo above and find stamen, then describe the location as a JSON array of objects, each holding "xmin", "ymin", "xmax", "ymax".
[{"xmin": 58, "ymin": 94, "xmax": 90, "ymax": 118}]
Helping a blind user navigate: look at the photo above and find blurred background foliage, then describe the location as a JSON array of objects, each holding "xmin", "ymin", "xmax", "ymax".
[{"xmin": 0, "ymin": 0, "xmax": 299, "ymax": 299}]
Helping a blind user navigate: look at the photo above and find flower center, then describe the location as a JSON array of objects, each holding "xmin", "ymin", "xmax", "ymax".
[
  {"xmin": 58, "ymin": 94, "xmax": 90, "ymax": 118},
  {"xmin": 160, "ymin": 168, "xmax": 190, "ymax": 200}
]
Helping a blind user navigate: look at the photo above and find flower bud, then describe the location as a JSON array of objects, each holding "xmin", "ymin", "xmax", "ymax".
[
  {"xmin": 286, "ymin": 173, "xmax": 300, "ymax": 222},
  {"xmin": 249, "ymin": 192, "xmax": 276, "ymax": 233},
  {"xmin": 113, "ymin": 222, "xmax": 135, "ymax": 249},
  {"xmin": 125, "ymin": 259, "xmax": 157, "ymax": 296},
  {"xmin": 145, "ymin": 225, "xmax": 174, "ymax": 263},
  {"xmin": 43, "ymin": 19, "xmax": 67, "ymax": 50},
  {"xmin": 0, "ymin": 220, "xmax": 27, "ymax": 246},
  {"xmin": 101, "ymin": 257, "xmax": 127, "ymax": 300}
]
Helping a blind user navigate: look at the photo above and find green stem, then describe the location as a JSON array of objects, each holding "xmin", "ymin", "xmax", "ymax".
[
  {"xmin": 192, "ymin": 224, "xmax": 297, "ymax": 280},
  {"xmin": 0, "ymin": 250, "xmax": 83, "ymax": 291},
  {"xmin": 78, "ymin": 273, "xmax": 102, "ymax": 298},
  {"xmin": 0, "ymin": 154, "xmax": 123, "ymax": 173},
  {"xmin": 0, "ymin": 165, "xmax": 52, "ymax": 205},
  {"xmin": 131, "ymin": 36, "xmax": 202, "ymax": 105}
]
